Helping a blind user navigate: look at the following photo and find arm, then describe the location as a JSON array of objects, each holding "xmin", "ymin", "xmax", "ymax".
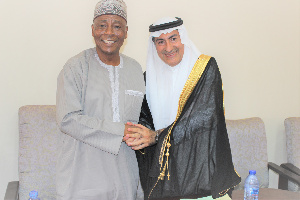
[
  {"xmin": 123, "ymin": 73, "xmax": 157, "ymax": 149},
  {"xmin": 56, "ymin": 62, "xmax": 125, "ymax": 155}
]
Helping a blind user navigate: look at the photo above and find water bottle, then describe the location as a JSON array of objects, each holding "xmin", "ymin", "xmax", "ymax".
[
  {"xmin": 244, "ymin": 170, "xmax": 259, "ymax": 200},
  {"xmin": 28, "ymin": 190, "xmax": 40, "ymax": 200}
]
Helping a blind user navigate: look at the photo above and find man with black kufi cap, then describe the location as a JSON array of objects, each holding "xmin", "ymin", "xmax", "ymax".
[
  {"xmin": 124, "ymin": 17, "xmax": 241, "ymax": 199},
  {"xmin": 55, "ymin": 0, "xmax": 144, "ymax": 199}
]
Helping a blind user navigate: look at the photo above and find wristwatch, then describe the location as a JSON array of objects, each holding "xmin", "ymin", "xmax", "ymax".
[{"xmin": 155, "ymin": 130, "xmax": 159, "ymax": 143}]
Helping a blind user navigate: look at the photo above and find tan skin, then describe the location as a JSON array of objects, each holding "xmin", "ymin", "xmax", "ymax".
[
  {"xmin": 124, "ymin": 122, "xmax": 158, "ymax": 150},
  {"xmin": 155, "ymin": 29, "xmax": 184, "ymax": 67},
  {"xmin": 123, "ymin": 124, "xmax": 136, "ymax": 141},
  {"xmin": 124, "ymin": 30, "xmax": 184, "ymax": 150},
  {"xmin": 92, "ymin": 15, "xmax": 132, "ymax": 137}
]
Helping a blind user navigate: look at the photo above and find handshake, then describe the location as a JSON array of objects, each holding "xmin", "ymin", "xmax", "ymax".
[{"xmin": 123, "ymin": 122, "xmax": 158, "ymax": 150}]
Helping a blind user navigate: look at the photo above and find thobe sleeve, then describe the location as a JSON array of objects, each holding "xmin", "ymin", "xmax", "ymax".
[{"xmin": 56, "ymin": 63, "xmax": 124, "ymax": 155}]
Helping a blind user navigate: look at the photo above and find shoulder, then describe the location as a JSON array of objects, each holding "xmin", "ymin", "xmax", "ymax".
[
  {"xmin": 200, "ymin": 55, "xmax": 220, "ymax": 74},
  {"xmin": 205, "ymin": 56, "xmax": 217, "ymax": 68},
  {"xmin": 196, "ymin": 55, "xmax": 222, "ymax": 81},
  {"xmin": 121, "ymin": 54, "xmax": 142, "ymax": 70},
  {"xmin": 65, "ymin": 48, "xmax": 94, "ymax": 68},
  {"xmin": 62, "ymin": 48, "xmax": 95, "ymax": 75}
]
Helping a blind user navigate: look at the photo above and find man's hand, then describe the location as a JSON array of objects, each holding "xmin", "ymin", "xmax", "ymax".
[
  {"xmin": 124, "ymin": 124, "xmax": 156, "ymax": 150},
  {"xmin": 123, "ymin": 122, "xmax": 137, "ymax": 141}
]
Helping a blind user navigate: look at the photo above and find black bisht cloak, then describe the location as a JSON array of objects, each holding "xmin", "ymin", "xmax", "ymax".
[{"xmin": 137, "ymin": 57, "xmax": 241, "ymax": 200}]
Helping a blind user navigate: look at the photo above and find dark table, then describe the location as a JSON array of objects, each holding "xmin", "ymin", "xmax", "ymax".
[{"xmin": 232, "ymin": 188, "xmax": 300, "ymax": 200}]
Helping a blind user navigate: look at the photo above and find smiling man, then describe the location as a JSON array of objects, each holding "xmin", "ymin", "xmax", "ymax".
[
  {"xmin": 55, "ymin": 0, "xmax": 144, "ymax": 199},
  {"xmin": 124, "ymin": 17, "xmax": 241, "ymax": 199}
]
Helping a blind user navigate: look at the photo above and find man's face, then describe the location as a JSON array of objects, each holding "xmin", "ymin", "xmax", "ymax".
[
  {"xmin": 92, "ymin": 15, "xmax": 128, "ymax": 57},
  {"xmin": 154, "ymin": 30, "xmax": 184, "ymax": 67}
]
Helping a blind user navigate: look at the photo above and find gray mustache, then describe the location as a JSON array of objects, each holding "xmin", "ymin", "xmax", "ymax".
[{"xmin": 162, "ymin": 48, "xmax": 178, "ymax": 55}]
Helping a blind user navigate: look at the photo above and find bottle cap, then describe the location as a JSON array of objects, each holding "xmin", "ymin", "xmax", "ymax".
[
  {"xmin": 29, "ymin": 190, "xmax": 38, "ymax": 198},
  {"xmin": 249, "ymin": 170, "xmax": 256, "ymax": 175}
]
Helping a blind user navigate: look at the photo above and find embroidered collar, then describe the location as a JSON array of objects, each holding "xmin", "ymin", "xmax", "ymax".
[{"xmin": 94, "ymin": 53, "xmax": 123, "ymax": 69}]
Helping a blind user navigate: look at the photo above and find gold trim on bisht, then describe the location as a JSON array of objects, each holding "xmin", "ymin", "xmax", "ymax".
[{"xmin": 148, "ymin": 54, "xmax": 211, "ymax": 199}]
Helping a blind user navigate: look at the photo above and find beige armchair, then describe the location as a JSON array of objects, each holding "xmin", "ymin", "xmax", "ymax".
[
  {"xmin": 281, "ymin": 117, "xmax": 300, "ymax": 192},
  {"xmin": 5, "ymin": 105, "xmax": 57, "ymax": 200},
  {"xmin": 226, "ymin": 117, "xmax": 300, "ymax": 190}
]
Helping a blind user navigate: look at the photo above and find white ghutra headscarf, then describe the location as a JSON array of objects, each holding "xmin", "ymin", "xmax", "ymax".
[{"xmin": 146, "ymin": 17, "xmax": 201, "ymax": 130}]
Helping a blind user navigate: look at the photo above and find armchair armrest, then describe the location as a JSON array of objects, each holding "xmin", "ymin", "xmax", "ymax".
[
  {"xmin": 268, "ymin": 162, "xmax": 300, "ymax": 190},
  {"xmin": 280, "ymin": 163, "xmax": 300, "ymax": 176},
  {"xmin": 4, "ymin": 181, "xmax": 19, "ymax": 200}
]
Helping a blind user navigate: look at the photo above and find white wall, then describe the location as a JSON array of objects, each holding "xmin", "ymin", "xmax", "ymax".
[{"xmin": 0, "ymin": 0, "xmax": 299, "ymax": 197}]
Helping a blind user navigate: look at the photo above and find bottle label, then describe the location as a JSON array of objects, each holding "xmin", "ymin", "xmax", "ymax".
[
  {"xmin": 244, "ymin": 187, "xmax": 259, "ymax": 200},
  {"xmin": 252, "ymin": 188, "xmax": 259, "ymax": 199}
]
